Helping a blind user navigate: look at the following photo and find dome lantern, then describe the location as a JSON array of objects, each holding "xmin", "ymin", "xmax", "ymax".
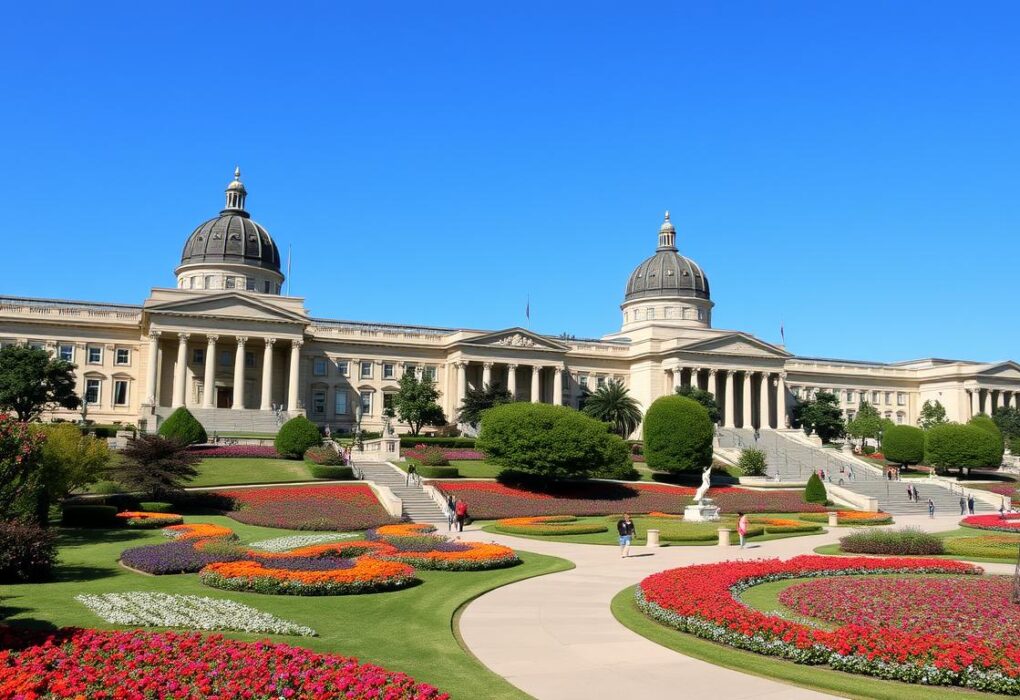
[
  {"xmin": 657, "ymin": 210, "xmax": 677, "ymax": 251},
  {"xmin": 223, "ymin": 166, "xmax": 247, "ymax": 213}
]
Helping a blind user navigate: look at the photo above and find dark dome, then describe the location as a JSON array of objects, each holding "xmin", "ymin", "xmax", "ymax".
[
  {"xmin": 179, "ymin": 212, "xmax": 281, "ymax": 274},
  {"xmin": 624, "ymin": 212, "xmax": 710, "ymax": 301}
]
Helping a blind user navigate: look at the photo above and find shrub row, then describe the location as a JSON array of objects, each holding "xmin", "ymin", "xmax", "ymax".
[
  {"xmin": 0, "ymin": 521, "xmax": 57, "ymax": 583},
  {"xmin": 416, "ymin": 465, "xmax": 459, "ymax": 479},
  {"xmin": 304, "ymin": 446, "xmax": 344, "ymax": 466},
  {"xmin": 61, "ymin": 505, "xmax": 118, "ymax": 528},
  {"xmin": 839, "ymin": 527, "xmax": 943, "ymax": 555},
  {"xmin": 307, "ymin": 465, "xmax": 355, "ymax": 480},
  {"xmin": 399, "ymin": 437, "xmax": 476, "ymax": 448}
]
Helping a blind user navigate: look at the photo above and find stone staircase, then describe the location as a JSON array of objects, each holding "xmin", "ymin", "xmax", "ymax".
[
  {"xmin": 355, "ymin": 461, "xmax": 447, "ymax": 523},
  {"xmin": 155, "ymin": 407, "xmax": 289, "ymax": 434}
]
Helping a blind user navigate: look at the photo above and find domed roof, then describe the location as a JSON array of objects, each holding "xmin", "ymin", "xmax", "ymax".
[
  {"xmin": 178, "ymin": 169, "xmax": 282, "ymax": 275},
  {"xmin": 624, "ymin": 212, "xmax": 710, "ymax": 301}
]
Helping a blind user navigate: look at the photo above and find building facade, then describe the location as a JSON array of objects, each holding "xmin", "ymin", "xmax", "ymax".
[{"xmin": 2, "ymin": 171, "xmax": 1018, "ymax": 436}]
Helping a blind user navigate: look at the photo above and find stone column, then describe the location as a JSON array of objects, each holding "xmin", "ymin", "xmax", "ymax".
[
  {"xmin": 986, "ymin": 389, "xmax": 996, "ymax": 415},
  {"xmin": 723, "ymin": 370, "xmax": 735, "ymax": 427},
  {"xmin": 482, "ymin": 362, "xmax": 493, "ymax": 388},
  {"xmin": 202, "ymin": 335, "xmax": 218, "ymax": 408},
  {"xmin": 553, "ymin": 367, "xmax": 563, "ymax": 406},
  {"xmin": 287, "ymin": 339, "xmax": 302, "ymax": 411},
  {"xmin": 457, "ymin": 362, "xmax": 467, "ymax": 403},
  {"xmin": 690, "ymin": 367, "xmax": 701, "ymax": 391},
  {"xmin": 145, "ymin": 331, "xmax": 161, "ymax": 405},
  {"xmin": 707, "ymin": 369, "xmax": 718, "ymax": 423},
  {"xmin": 531, "ymin": 366, "xmax": 543, "ymax": 403},
  {"xmin": 260, "ymin": 338, "xmax": 275, "ymax": 410},
  {"xmin": 232, "ymin": 337, "xmax": 247, "ymax": 410},
  {"xmin": 776, "ymin": 373, "xmax": 788, "ymax": 428},
  {"xmin": 507, "ymin": 364, "xmax": 517, "ymax": 399},
  {"xmin": 759, "ymin": 372, "xmax": 770, "ymax": 429},
  {"xmin": 742, "ymin": 371, "xmax": 753, "ymax": 428},
  {"xmin": 172, "ymin": 333, "xmax": 189, "ymax": 408},
  {"xmin": 970, "ymin": 389, "xmax": 979, "ymax": 418}
]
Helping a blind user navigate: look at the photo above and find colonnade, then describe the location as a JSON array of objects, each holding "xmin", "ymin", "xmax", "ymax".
[
  {"xmin": 664, "ymin": 365, "xmax": 788, "ymax": 429},
  {"xmin": 969, "ymin": 387, "xmax": 1020, "ymax": 417},
  {"xmin": 454, "ymin": 360, "xmax": 563, "ymax": 406}
]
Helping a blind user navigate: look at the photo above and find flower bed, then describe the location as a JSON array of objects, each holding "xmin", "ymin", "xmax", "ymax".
[
  {"xmin": 495, "ymin": 515, "xmax": 609, "ymax": 536},
  {"xmin": 384, "ymin": 541, "xmax": 520, "ymax": 571},
  {"xmin": 0, "ymin": 627, "xmax": 447, "ymax": 698},
  {"xmin": 188, "ymin": 445, "xmax": 282, "ymax": 459},
  {"xmin": 635, "ymin": 555, "xmax": 1020, "ymax": 693},
  {"xmin": 200, "ymin": 557, "xmax": 416, "ymax": 595},
  {"xmin": 405, "ymin": 445, "xmax": 486, "ymax": 461},
  {"xmin": 800, "ymin": 510, "xmax": 892, "ymax": 526},
  {"xmin": 163, "ymin": 523, "xmax": 235, "ymax": 540},
  {"xmin": 945, "ymin": 535, "xmax": 1020, "ymax": 559},
  {"xmin": 120, "ymin": 538, "xmax": 246, "ymax": 575},
  {"xmin": 115, "ymin": 510, "xmax": 184, "ymax": 529},
  {"xmin": 219, "ymin": 484, "xmax": 399, "ymax": 530},
  {"xmin": 961, "ymin": 514, "xmax": 1020, "ymax": 532},
  {"xmin": 749, "ymin": 516, "xmax": 823, "ymax": 534},
  {"xmin": 247, "ymin": 532, "xmax": 360, "ymax": 552}
]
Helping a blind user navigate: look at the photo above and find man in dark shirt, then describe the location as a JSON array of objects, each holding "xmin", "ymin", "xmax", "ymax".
[{"xmin": 617, "ymin": 514, "xmax": 636, "ymax": 558}]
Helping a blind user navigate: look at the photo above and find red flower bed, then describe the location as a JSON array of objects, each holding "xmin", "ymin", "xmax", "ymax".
[
  {"xmin": 961, "ymin": 513, "xmax": 1020, "ymax": 532},
  {"xmin": 0, "ymin": 627, "xmax": 447, "ymax": 699},
  {"xmin": 188, "ymin": 445, "xmax": 282, "ymax": 459},
  {"xmin": 432, "ymin": 481, "xmax": 824, "ymax": 519},
  {"xmin": 219, "ymin": 485, "xmax": 399, "ymax": 531},
  {"xmin": 636, "ymin": 555, "xmax": 1020, "ymax": 693}
]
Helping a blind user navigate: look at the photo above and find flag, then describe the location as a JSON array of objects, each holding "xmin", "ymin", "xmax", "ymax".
[
  {"xmin": 780, "ymin": 321, "xmax": 785, "ymax": 344},
  {"xmin": 526, "ymin": 296, "xmax": 530, "ymax": 321}
]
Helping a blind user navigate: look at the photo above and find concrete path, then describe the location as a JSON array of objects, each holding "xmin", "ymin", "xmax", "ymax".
[{"xmin": 454, "ymin": 514, "xmax": 1014, "ymax": 700}]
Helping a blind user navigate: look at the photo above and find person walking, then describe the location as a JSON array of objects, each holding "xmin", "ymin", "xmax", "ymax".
[
  {"xmin": 617, "ymin": 514, "xmax": 636, "ymax": 558},
  {"xmin": 928, "ymin": 498, "xmax": 935, "ymax": 518},
  {"xmin": 968, "ymin": 494, "xmax": 975, "ymax": 515},
  {"xmin": 737, "ymin": 512, "xmax": 749, "ymax": 549},
  {"xmin": 455, "ymin": 498, "xmax": 468, "ymax": 532},
  {"xmin": 446, "ymin": 495, "xmax": 456, "ymax": 531},
  {"xmin": 406, "ymin": 463, "xmax": 418, "ymax": 486},
  {"xmin": 960, "ymin": 496, "xmax": 967, "ymax": 516},
  {"xmin": 907, "ymin": 484, "xmax": 913, "ymax": 502}
]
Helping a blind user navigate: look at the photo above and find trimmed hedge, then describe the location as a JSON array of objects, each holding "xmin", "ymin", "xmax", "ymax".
[
  {"xmin": 926, "ymin": 422, "xmax": 1003, "ymax": 471},
  {"xmin": 0, "ymin": 521, "xmax": 57, "ymax": 583},
  {"xmin": 495, "ymin": 516, "xmax": 609, "ymax": 536},
  {"xmin": 399, "ymin": 437, "xmax": 476, "ymax": 448},
  {"xmin": 61, "ymin": 504, "xmax": 118, "ymax": 528},
  {"xmin": 804, "ymin": 473, "xmax": 827, "ymax": 504},
  {"xmin": 839, "ymin": 527, "xmax": 943, "ymax": 555},
  {"xmin": 139, "ymin": 501, "xmax": 175, "ymax": 513},
  {"xmin": 275, "ymin": 416, "xmax": 322, "ymax": 458},
  {"xmin": 643, "ymin": 396, "xmax": 713, "ymax": 473},
  {"xmin": 303, "ymin": 446, "xmax": 344, "ymax": 465},
  {"xmin": 158, "ymin": 408, "xmax": 208, "ymax": 445},
  {"xmin": 416, "ymin": 465, "xmax": 460, "ymax": 479},
  {"xmin": 881, "ymin": 425, "xmax": 924, "ymax": 466},
  {"xmin": 307, "ymin": 464, "xmax": 355, "ymax": 480}
]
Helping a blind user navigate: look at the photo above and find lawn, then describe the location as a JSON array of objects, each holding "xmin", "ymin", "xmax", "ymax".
[
  {"xmin": 396, "ymin": 459, "xmax": 505, "ymax": 479},
  {"xmin": 1, "ymin": 516, "xmax": 571, "ymax": 700},
  {"xmin": 813, "ymin": 527, "xmax": 1020, "ymax": 564},
  {"xmin": 190, "ymin": 457, "xmax": 315, "ymax": 487}
]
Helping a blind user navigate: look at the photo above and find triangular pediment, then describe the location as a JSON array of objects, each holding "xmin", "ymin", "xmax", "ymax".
[
  {"xmin": 977, "ymin": 361, "xmax": 1020, "ymax": 379},
  {"xmin": 681, "ymin": 332, "xmax": 791, "ymax": 358},
  {"xmin": 144, "ymin": 292, "xmax": 308, "ymax": 325},
  {"xmin": 461, "ymin": 327, "xmax": 568, "ymax": 352}
]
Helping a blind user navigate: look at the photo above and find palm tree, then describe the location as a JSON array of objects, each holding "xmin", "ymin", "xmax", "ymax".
[{"xmin": 583, "ymin": 379, "xmax": 643, "ymax": 437}]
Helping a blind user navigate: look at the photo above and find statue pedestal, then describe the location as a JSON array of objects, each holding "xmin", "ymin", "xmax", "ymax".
[{"xmin": 684, "ymin": 500, "xmax": 721, "ymax": 522}]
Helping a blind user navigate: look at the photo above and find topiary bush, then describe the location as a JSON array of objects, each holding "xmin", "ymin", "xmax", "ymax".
[
  {"xmin": 839, "ymin": 527, "xmax": 944, "ymax": 555},
  {"xmin": 969, "ymin": 414, "xmax": 1005, "ymax": 463},
  {"xmin": 417, "ymin": 446, "xmax": 450, "ymax": 467},
  {"xmin": 804, "ymin": 473, "xmax": 827, "ymax": 504},
  {"xmin": 926, "ymin": 423, "xmax": 1003, "ymax": 473},
  {"xmin": 415, "ymin": 465, "xmax": 460, "ymax": 479},
  {"xmin": 0, "ymin": 521, "xmax": 57, "ymax": 582},
  {"xmin": 303, "ymin": 446, "xmax": 344, "ymax": 465},
  {"xmin": 139, "ymin": 501, "xmax": 174, "ymax": 513},
  {"xmin": 275, "ymin": 416, "xmax": 322, "ymax": 459},
  {"xmin": 157, "ymin": 408, "xmax": 208, "ymax": 445},
  {"xmin": 307, "ymin": 464, "xmax": 355, "ymax": 480},
  {"xmin": 643, "ymin": 396, "xmax": 714, "ymax": 474},
  {"xmin": 61, "ymin": 504, "xmax": 118, "ymax": 528},
  {"xmin": 477, "ymin": 403, "xmax": 630, "ymax": 480},
  {"xmin": 737, "ymin": 448, "xmax": 768, "ymax": 477},
  {"xmin": 881, "ymin": 425, "xmax": 924, "ymax": 467}
]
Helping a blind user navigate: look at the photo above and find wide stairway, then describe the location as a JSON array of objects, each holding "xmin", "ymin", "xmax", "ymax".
[
  {"xmin": 355, "ymin": 461, "xmax": 448, "ymax": 523},
  {"xmin": 155, "ymin": 407, "xmax": 288, "ymax": 434},
  {"xmin": 718, "ymin": 427, "xmax": 995, "ymax": 515}
]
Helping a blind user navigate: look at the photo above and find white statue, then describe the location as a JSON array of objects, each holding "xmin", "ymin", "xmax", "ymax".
[{"xmin": 693, "ymin": 465, "xmax": 712, "ymax": 503}]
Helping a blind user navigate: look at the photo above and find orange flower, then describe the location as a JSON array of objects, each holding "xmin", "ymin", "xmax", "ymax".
[
  {"xmin": 374, "ymin": 523, "xmax": 436, "ymax": 537},
  {"xmin": 201, "ymin": 556, "xmax": 413, "ymax": 585},
  {"xmin": 164, "ymin": 523, "xmax": 234, "ymax": 540}
]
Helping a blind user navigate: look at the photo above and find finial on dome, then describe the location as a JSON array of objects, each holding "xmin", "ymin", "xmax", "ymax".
[
  {"xmin": 234, "ymin": 166, "xmax": 241, "ymax": 180},
  {"xmin": 223, "ymin": 166, "xmax": 248, "ymax": 212},
  {"xmin": 664, "ymin": 210, "xmax": 670, "ymax": 221},
  {"xmin": 657, "ymin": 209, "xmax": 677, "ymax": 251}
]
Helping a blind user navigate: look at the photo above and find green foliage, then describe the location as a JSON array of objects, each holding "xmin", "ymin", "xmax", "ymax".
[
  {"xmin": 274, "ymin": 416, "xmax": 322, "ymax": 458},
  {"xmin": 880, "ymin": 425, "xmax": 925, "ymax": 466},
  {"xmin": 416, "ymin": 465, "xmax": 460, "ymax": 478},
  {"xmin": 804, "ymin": 473, "xmax": 827, "ymax": 504},
  {"xmin": 399, "ymin": 437, "xmax": 476, "ymax": 448},
  {"xmin": 111, "ymin": 434, "xmax": 201, "ymax": 499},
  {"xmin": 393, "ymin": 374, "xmax": 446, "ymax": 436},
  {"xmin": 925, "ymin": 423, "xmax": 1002, "ymax": 473},
  {"xmin": 303, "ymin": 446, "xmax": 344, "ymax": 465},
  {"xmin": 643, "ymin": 395, "xmax": 714, "ymax": 473},
  {"xmin": 34, "ymin": 423, "xmax": 110, "ymax": 496},
  {"xmin": 793, "ymin": 391, "xmax": 845, "ymax": 443},
  {"xmin": 846, "ymin": 401, "xmax": 883, "ymax": 444},
  {"xmin": 457, "ymin": 384, "xmax": 513, "ymax": 427},
  {"xmin": 737, "ymin": 448, "xmax": 768, "ymax": 477},
  {"xmin": 417, "ymin": 446, "xmax": 450, "ymax": 466},
  {"xmin": 477, "ymin": 403, "xmax": 630, "ymax": 480},
  {"xmin": 0, "ymin": 416, "xmax": 46, "ymax": 522},
  {"xmin": 0, "ymin": 345, "xmax": 80, "ymax": 421},
  {"xmin": 969, "ymin": 414, "xmax": 1005, "ymax": 464},
  {"xmin": 582, "ymin": 379, "xmax": 643, "ymax": 437},
  {"xmin": 1011, "ymin": 436, "xmax": 1020, "ymax": 456},
  {"xmin": 307, "ymin": 464, "xmax": 355, "ymax": 480},
  {"xmin": 0, "ymin": 521, "xmax": 56, "ymax": 583},
  {"xmin": 91, "ymin": 480, "xmax": 125, "ymax": 495},
  {"xmin": 139, "ymin": 501, "xmax": 174, "ymax": 512},
  {"xmin": 839, "ymin": 527, "xmax": 943, "ymax": 555},
  {"xmin": 918, "ymin": 400, "xmax": 949, "ymax": 430},
  {"xmin": 674, "ymin": 385, "xmax": 720, "ymax": 424},
  {"xmin": 158, "ymin": 407, "xmax": 208, "ymax": 445},
  {"xmin": 592, "ymin": 460, "xmax": 641, "ymax": 481},
  {"xmin": 993, "ymin": 407, "xmax": 1020, "ymax": 441},
  {"xmin": 60, "ymin": 504, "xmax": 118, "ymax": 527}
]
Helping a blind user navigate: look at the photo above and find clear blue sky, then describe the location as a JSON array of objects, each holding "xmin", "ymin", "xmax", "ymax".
[{"xmin": 1, "ymin": 2, "xmax": 1017, "ymax": 362}]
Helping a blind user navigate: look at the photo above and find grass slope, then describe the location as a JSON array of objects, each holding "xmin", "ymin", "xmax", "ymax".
[
  {"xmin": 813, "ymin": 527, "xmax": 1020, "ymax": 564},
  {"xmin": 190, "ymin": 458, "xmax": 313, "ymax": 487}
]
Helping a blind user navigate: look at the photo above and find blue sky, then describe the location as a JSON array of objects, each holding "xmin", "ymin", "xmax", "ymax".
[{"xmin": 1, "ymin": 2, "xmax": 1017, "ymax": 362}]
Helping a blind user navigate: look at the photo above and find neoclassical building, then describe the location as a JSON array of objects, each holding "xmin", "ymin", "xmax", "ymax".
[{"xmin": 2, "ymin": 171, "xmax": 1018, "ymax": 436}]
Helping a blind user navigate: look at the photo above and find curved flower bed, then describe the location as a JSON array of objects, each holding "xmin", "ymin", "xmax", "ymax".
[
  {"xmin": 635, "ymin": 555, "xmax": 1020, "ymax": 693},
  {"xmin": 163, "ymin": 523, "xmax": 235, "ymax": 540},
  {"xmin": 220, "ymin": 484, "xmax": 398, "ymax": 530},
  {"xmin": 961, "ymin": 514, "xmax": 1020, "ymax": 533},
  {"xmin": 121, "ymin": 538, "xmax": 247, "ymax": 575},
  {"xmin": 749, "ymin": 516, "xmax": 822, "ymax": 534},
  {"xmin": 0, "ymin": 627, "xmax": 447, "ymax": 698},
  {"xmin": 945, "ymin": 535, "xmax": 1020, "ymax": 559},
  {"xmin": 200, "ymin": 557, "xmax": 416, "ymax": 595},
  {"xmin": 188, "ymin": 445, "xmax": 282, "ymax": 459},
  {"xmin": 800, "ymin": 510, "xmax": 892, "ymax": 526},
  {"xmin": 115, "ymin": 511, "xmax": 184, "ymax": 529},
  {"xmin": 384, "ymin": 541, "xmax": 520, "ymax": 571},
  {"xmin": 495, "ymin": 515, "xmax": 609, "ymax": 536}
]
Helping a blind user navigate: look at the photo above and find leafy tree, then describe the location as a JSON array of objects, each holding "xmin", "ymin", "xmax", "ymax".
[
  {"xmin": 477, "ymin": 403, "xmax": 629, "ymax": 480},
  {"xmin": 393, "ymin": 374, "xmax": 446, "ymax": 436},
  {"xmin": 674, "ymin": 385, "xmax": 720, "ymax": 424},
  {"xmin": 881, "ymin": 425, "xmax": 924, "ymax": 467},
  {"xmin": 846, "ymin": 401, "xmax": 882, "ymax": 447},
  {"xmin": 26, "ymin": 424, "xmax": 110, "ymax": 525},
  {"xmin": 917, "ymin": 400, "xmax": 948, "ymax": 431},
  {"xmin": 643, "ymin": 395, "xmax": 714, "ymax": 473},
  {"xmin": 992, "ymin": 406, "xmax": 1020, "ymax": 441},
  {"xmin": 793, "ymin": 391, "xmax": 845, "ymax": 444},
  {"xmin": 110, "ymin": 434, "xmax": 200, "ymax": 500},
  {"xmin": 275, "ymin": 416, "xmax": 322, "ymax": 458},
  {"xmin": 0, "ymin": 416, "xmax": 46, "ymax": 521},
  {"xmin": 804, "ymin": 472, "xmax": 827, "ymax": 504},
  {"xmin": 0, "ymin": 345, "xmax": 80, "ymax": 421},
  {"xmin": 582, "ymin": 379, "xmax": 643, "ymax": 437},
  {"xmin": 158, "ymin": 407, "xmax": 208, "ymax": 445},
  {"xmin": 457, "ymin": 383, "xmax": 513, "ymax": 427},
  {"xmin": 969, "ymin": 414, "xmax": 1005, "ymax": 464},
  {"xmin": 737, "ymin": 448, "xmax": 768, "ymax": 477},
  {"xmin": 925, "ymin": 423, "xmax": 1002, "ymax": 474}
]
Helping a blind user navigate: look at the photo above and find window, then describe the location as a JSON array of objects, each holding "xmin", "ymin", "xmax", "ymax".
[
  {"xmin": 383, "ymin": 393, "xmax": 395, "ymax": 411},
  {"xmin": 597, "ymin": 376, "xmax": 606, "ymax": 388},
  {"xmin": 579, "ymin": 376, "xmax": 588, "ymax": 390},
  {"xmin": 383, "ymin": 363, "xmax": 395, "ymax": 379},
  {"xmin": 85, "ymin": 379, "xmax": 101, "ymax": 405},
  {"xmin": 187, "ymin": 277, "xmax": 194, "ymax": 289},
  {"xmin": 647, "ymin": 308, "xmax": 655, "ymax": 320},
  {"xmin": 697, "ymin": 309, "xmax": 705, "ymax": 320},
  {"xmin": 87, "ymin": 346, "xmax": 103, "ymax": 364},
  {"xmin": 360, "ymin": 361, "xmax": 373, "ymax": 379},
  {"xmin": 312, "ymin": 390, "xmax": 326, "ymax": 414},
  {"xmin": 225, "ymin": 277, "xmax": 236, "ymax": 289},
  {"xmin": 219, "ymin": 350, "xmax": 231, "ymax": 366},
  {"xmin": 845, "ymin": 391, "xmax": 854, "ymax": 403},
  {"xmin": 244, "ymin": 351, "xmax": 255, "ymax": 368},
  {"xmin": 192, "ymin": 348, "xmax": 205, "ymax": 364},
  {"xmin": 313, "ymin": 358, "xmax": 328, "ymax": 376},
  {"xmin": 246, "ymin": 278, "xmax": 256, "ymax": 291},
  {"xmin": 58, "ymin": 344, "xmax": 74, "ymax": 362},
  {"xmin": 113, "ymin": 380, "xmax": 128, "ymax": 406},
  {"xmin": 423, "ymin": 366, "xmax": 437, "ymax": 381},
  {"xmin": 115, "ymin": 348, "xmax": 130, "ymax": 365},
  {"xmin": 896, "ymin": 412, "xmax": 905, "ymax": 424},
  {"xmin": 263, "ymin": 281, "xmax": 271, "ymax": 293},
  {"xmin": 403, "ymin": 363, "xmax": 416, "ymax": 377},
  {"xmin": 897, "ymin": 392, "xmax": 906, "ymax": 406},
  {"xmin": 872, "ymin": 391, "xmax": 880, "ymax": 404},
  {"xmin": 29, "ymin": 341, "xmax": 44, "ymax": 350},
  {"xmin": 334, "ymin": 390, "xmax": 349, "ymax": 415},
  {"xmin": 335, "ymin": 360, "xmax": 349, "ymax": 377},
  {"xmin": 885, "ymin": 391, "xmax": 893, "ymax": 404},
  {"xmin": 360, "ymin": 390, "xmax": 373, "ymax": 415}
]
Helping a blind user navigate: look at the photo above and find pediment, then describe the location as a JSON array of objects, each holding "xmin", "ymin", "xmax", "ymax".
[
  {"xmin": 144, "ymin": 292, "xmax": 308, "ymax": 325},
  {"xmin": 681, "ymin": 333, "xmax": 791, "ymax": 359},
  {"xmin": 461, "ymin": 327, "xmax": 568, "ymax": 352},
  {"xmin": 977, "ymin": 361, "xmax": 1020, "ymax": 380}
]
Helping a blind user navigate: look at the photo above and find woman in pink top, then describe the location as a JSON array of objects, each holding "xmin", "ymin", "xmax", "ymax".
[{"xmin": 737, "ymin": 512, "xmax": 749, "ymax": 549}]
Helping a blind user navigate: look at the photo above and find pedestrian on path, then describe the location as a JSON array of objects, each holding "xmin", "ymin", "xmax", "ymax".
[
  {"xmin": 617, "ymin": 514, "xmax": 636, "ymax": 558},
  {"xmin": 960, "ymin": 496, "xmax": 967, "ymax": 515},
  {"xmin": 737, "ymin": 512, "xmax": 749, "ymax": 549},
  {"xmin": 968, "ymin": 494, "xmax": 976, "ymax": 515},
  {"xmin": 907, "ymin": 484, "xmax": 913, "ymax": 502},
  {"xmin": 406, "ymin": 463, "xmax": 419, "ymax": 486},
  {"xmin": 455, "ymin": 498, "xmax": 468, "ymax": 532},
  {"xmin": 447, "ymin": 495, "xmax": 456, "ymax": 531},
  {"xmin": 928, "ymin": 498, "xmax": 935, "ymax": 518}
]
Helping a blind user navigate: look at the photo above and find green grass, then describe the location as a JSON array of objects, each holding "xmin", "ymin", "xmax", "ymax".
[
  {"xmin": 2, "ymin": 515, "xmax": 572, "ymax": 700},
  {"xmin": 189, "ymin": 458, "xmax": 315, "ymax": 487},
  {"xmin": 813, "ymin": 527, "xmax": 1020, "ymax": 564},
  {"xmin": 610, "ymin": 585, "xmax": 993, "ymax": 700},
  {"xmin": 397, "ymin": 459, "xmax": 505, "ymax": 479},
  {"xmin": 213, "ymin": 432, "xmax": 278, "ymax": 439}
]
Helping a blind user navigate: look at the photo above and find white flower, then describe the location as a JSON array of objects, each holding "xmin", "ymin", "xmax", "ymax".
[{"xmin": 247, "ymin": 532, "xmax": 359, "ymax": 552}]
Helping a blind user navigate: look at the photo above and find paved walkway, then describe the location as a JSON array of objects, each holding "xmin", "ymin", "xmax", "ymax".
[{"xmin": 454, "ymin": 514, "xmax": 1014, "ymax": 700}]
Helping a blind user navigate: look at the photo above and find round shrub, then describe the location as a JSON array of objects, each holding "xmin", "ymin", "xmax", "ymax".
[
  {"xmin": 477, "ymin": 403, "xmax": 630, "ymax": 480},
  {"xmin": 0, "ymin": 521, "xmax": 56, "ymax": 582},
  {"xmin": 304, "ymin": 446, "xmax": 344, "ymax": 465},
  {"xmin": 926, "ymin": 423, "xmax": 1002, "ymax": 472},
  {"xmin": 969, "ymin": 415, "xmax": 1005, "ymax": 461},
  {"xmin": 804, "ymin": 473, "xmax": 827, "ymax": 504},
  {"xmin": 839, "ymin": 527, "xmax": 943, "ymax": 555},
  {"xmin": 157, "ymin": 407, "xmax": 208, "ymax": 445},
  {"xmin": 881, "ymin": 425, "xmax": 924, "ymax": 467},
  {"xmin": 417, "ymin": 446, "xmax": 450, "ymax": 467},
  {"xmin": 275, "ymin": 417, "xmax": 323, "ymax": 459},
  {"xmin": 61, "ymin": 504, "xmax": 118, "ymax": 527},
  {"xmin": 139, "ymin": 501, "xmax": 174, "ymax": 513},
  {"xmin": 308, "ymin": 465, "xmax": 356, "ymax": 480},
  {"xmin": 416, "ymin": 465, "xmax": 459, "ymax": 478},
  {"xmin": 737, "ymin": 448, "xmax": 768, "ymax": 477},
  {"xmin": 643, "ymin": 396, "xmax": 713, "ymax": 473}
]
